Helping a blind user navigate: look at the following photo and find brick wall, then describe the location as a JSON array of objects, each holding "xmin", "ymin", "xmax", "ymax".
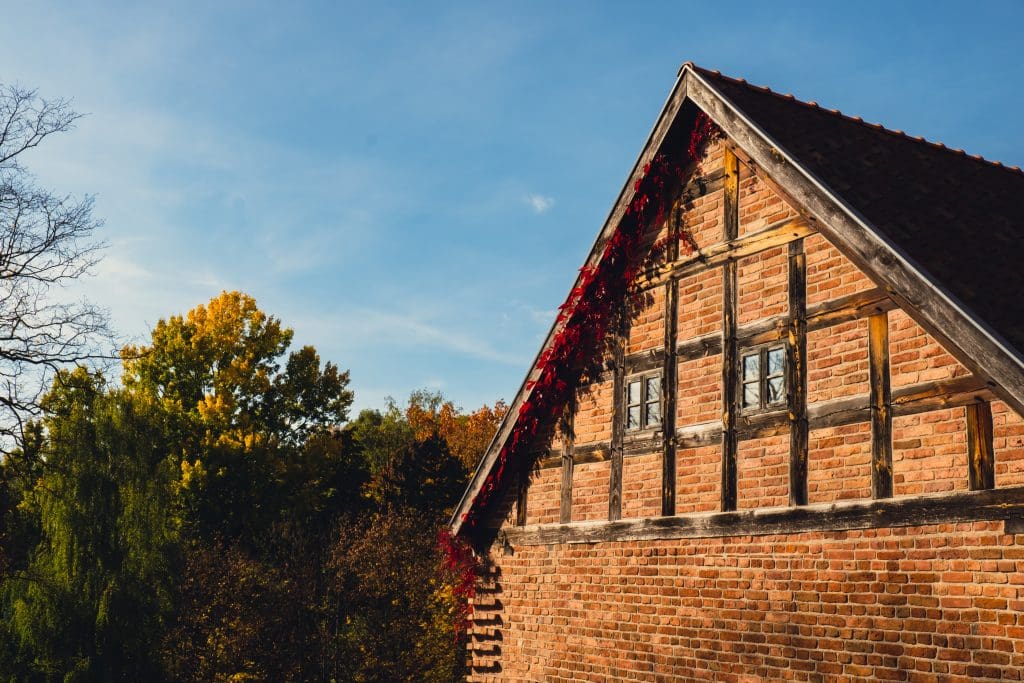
[
  {"xmin": 737, "ymin": 433, "xmax": 789, "ymax": 509},
  {"xmin": 994, "ymin": 401, "xmax": 1024, "ymax": 488},
  {"xmin": 807, "ymin": 319, "xmax": 869, "ymax": 404},
  {"xmin": 737, "ymin": 166, "xmax": 799, "ymax": 236},
  {"xmin": 470, "ymin": 521, "xmax": 1024, "ymax": 682},
  {"xmin": 808, "ymin": 422, "xmax": 872, "ymax": 504},
  {"xmin": 893, "ymin": 408, "xmax": 969, "ymax": 496},
  {"xmin": 675, "ymin": 444, "xmax": 720, "ymax": 513},
  {"xmin": 737, "ymin": 246, "xmax": 788, "ymax": 325},
  {"xmin": 804, "ymin": 233, "xmax": 874, "ymax": 306},
  {"xmin": 628, "ymin": 286, "xmax": 665, "ymax": 354},
  {"xmin": 571, "ymin": 461, "xmax": 610, "ymax": 522},
  {"xmin": 622, "ymin": 453, "xmax": 662, "ymax": 520}
]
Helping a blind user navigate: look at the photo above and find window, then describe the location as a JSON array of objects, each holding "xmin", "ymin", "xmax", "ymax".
[
  {"xmin": 626, "ymin": 373, "xmax": 662, "ymax": 431},
  {"xmin": 740, "ymin": 345, "xmax": 786, "ymax": 411}
]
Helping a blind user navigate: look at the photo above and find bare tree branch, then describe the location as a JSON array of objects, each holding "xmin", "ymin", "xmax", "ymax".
[{"xmin": 0, "ymin": 83, "xmax": 111, "ymax": 456}]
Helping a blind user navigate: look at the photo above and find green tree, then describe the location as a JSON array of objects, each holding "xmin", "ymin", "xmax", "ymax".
[{"xmin": 2, "ymin": 369, "xmax": 176, "ymax": 682}]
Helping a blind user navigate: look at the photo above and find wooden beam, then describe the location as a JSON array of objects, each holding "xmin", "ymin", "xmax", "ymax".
[
  {"xmin": 677, "ymin": 333, "xmax": 722, "ymax": 361},
  {"xmin": 624, "ymin": 348, "xmax": 664, "ymax": 375},
  {"xmin": 806, "ymin": 287, "xmax": 899, "ymax": 331},
  {"xmin": 608, "ymin": 316, "xmax": 626, "ymax": 521},
  {"xmin": 869, "ymin": 312, "xmax": 893, "ymax": 498},
  {"xmin": 661, "ymin": 203, "xmax": 681, "ymax": 516},
  {"xmin": 515, "ymin": 467, "xmax": 528, "ymax": 526},
  {"xmin": 721, "ymin": 147, "xmax": 740, "ymax": 512},
  {"xmin": 739, "ymin": 287, "xmax": 898, "ymax": 348},
  {"xmin": 639, "ymin": 217, "xmax": 813, "ymax": 290},
  {"xmin": 967, "ymin": 401, "xmax": 995, "ymax": 491},
  {"xmin": 662, "ymin": 266, "xmax": 679, "ymax": 516},
  {"xmin": 559, "ymin": 396, "xmax": 575, "ymax": 524},
  {"xmin": 723, "ymin": 147, "xmax": 739, "ymax": 241},
  {"xmin": 504, "ymin": 485, "xmax": 1024, "ymax": 546},
  {"xmin": 788, "ymin": 239, "xmax": 809, "ymax": 506}
]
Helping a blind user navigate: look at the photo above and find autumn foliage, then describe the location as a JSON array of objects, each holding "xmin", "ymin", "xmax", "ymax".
[{"xmin": 0, "ymin": 291, "xmax": 502, "ymax": 682}]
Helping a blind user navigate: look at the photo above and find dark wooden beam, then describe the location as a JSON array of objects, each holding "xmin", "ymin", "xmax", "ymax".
[
  {"xmin": 677, "ymin": 334, "xmax": 722, "ymax": 361},
  {"xmin": 504, "ymin": 485, "xmax": 1024, "ymax": 546},
  {"xmin": 720, "ymin": 147, "xmax": 740, "ymax": 512},
  {"xmin": 788, "ymin": 239, "xmax": 809, "ymax": 506},
  {"xmin": 515, "ymin": 467, "xmax": 528, "ymax": 526},
  {"xmin": 967, "ymin": 401, "xmax": 995, "ymax": 491},
  {"xmin": 662, "ymin": 254, "xmax": 679, "ymax": 516},
  {"xmin": 805, "ymin": 287, "xmax": 899, "ymax": 332},
  {"xmin": 559, "ymin": 396, "xmax": 575, "ymax": 524},
  {"xmin": 869, "ymin": 312, "xmax": 893, "ymax": 498},
  {"xmin": 608, "ymin": 316, "xmax": 626, "ymax": 521},
  {"xmin": 624, "ymin": 348, "xmax": 664, "ymax": 375},
  {"xmin": 723, "ymin": 147, "xmax": 739, "ymax": 241},
  {"xmin": 739, "ymin": 287, "xmax": 899, "ymax": 348},
  {"xmin": 661, "ymin": 202, "xmax": 682, "ymax": 517}
]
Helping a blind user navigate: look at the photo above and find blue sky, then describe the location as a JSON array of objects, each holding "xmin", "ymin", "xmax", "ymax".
[{"xmin": 1, "ymin": 1, "xmax": 1022, "ymax": 414}]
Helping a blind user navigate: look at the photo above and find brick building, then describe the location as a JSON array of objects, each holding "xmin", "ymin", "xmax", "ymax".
[{"xmin": 449, "ymin": 63, "xmax": 1024, "ymax": 681}]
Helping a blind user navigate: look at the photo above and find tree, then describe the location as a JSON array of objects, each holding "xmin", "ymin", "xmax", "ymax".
[
  {"xmin": 0, "ymin": 84, "xmax": 108, "ymax": 452},
  {"xmin": 121, "ymin": 290, "xmax": 354, "ymax": 541},
  {"xmin": 2, "ymin": 369, "xmax": 176, "ymax": 681},
  {"xmin": 405, "ymin": 389, "xmax": 506, "ymax": 470}
]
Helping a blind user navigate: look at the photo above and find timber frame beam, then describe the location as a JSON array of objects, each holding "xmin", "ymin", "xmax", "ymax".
[{"xmin": 503, "ymin": 485, "xmax": 1024, "ymax": 546}]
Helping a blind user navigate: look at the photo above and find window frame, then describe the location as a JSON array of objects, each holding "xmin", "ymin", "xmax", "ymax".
[
  {"xmin": 738, "ymin": 343, "xmax": 788, "ymax": 415},
  {"xmin": 624, "ymin": 371, "xmax": 663, "ymax": 433}
]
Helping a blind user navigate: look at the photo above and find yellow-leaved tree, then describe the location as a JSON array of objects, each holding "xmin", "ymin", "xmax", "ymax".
[{"xmin": 121, "ymin": 291, "xmax": 354, "ymax": 540}]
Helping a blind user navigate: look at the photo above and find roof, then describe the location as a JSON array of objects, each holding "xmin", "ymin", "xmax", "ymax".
[
  {"xmin": 693, "ymin": 65, "xmax": 1024, "ymax": 354},
  {"xmin": 450, "ymin": 63, "xmax": 1024, "ymax": 538}
]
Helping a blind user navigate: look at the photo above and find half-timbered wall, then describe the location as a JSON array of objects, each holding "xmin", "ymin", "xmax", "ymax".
[{"xmin": 467, "ymin": 139, "xmax": 1024, "ymax": 681}]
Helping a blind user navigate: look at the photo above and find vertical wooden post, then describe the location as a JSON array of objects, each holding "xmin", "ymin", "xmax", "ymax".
[
  {"xmin": 721, "ymin": 147, "xmax": 740, "ymax": 512},
  {"xmin": 559, "ymin": 394, "xmax": 575, "ymax": 523},
  {"xmin": 967, "ymin": 401, "xmax": 995, "ymax": 491},
  {"xmin": 788, "ymin": 239, "xmax": 809, "ymax": 506},
  {"xmin": 515, "ymin": 468, "xmax": 528, "ymax": 526},
  {"xmin": 662, "ymin": 205, "xmax": 680, "ymax": 517},
  {"xmin": 723, "ymin": 147, "xmax": 739, "ymax": 241},
  {"xmin": 608, "ymin": 314, "xmax": 626, "ymax": 521},
  {"xmin": 868, "ymin": 312, "xmax": 893, "ymax": 499}
]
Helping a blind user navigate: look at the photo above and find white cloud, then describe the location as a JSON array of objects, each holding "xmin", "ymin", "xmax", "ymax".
[{"xmin": 525, "ymin": 193, "xmax": 555, "ymax": 214}]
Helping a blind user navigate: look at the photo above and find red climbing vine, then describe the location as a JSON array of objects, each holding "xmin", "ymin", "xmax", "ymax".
[{"xmin": 440, "ymin": 111, "xmax": 721, "ymax": 630}]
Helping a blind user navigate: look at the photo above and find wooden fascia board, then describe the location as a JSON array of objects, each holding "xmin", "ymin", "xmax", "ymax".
[
  {"xmin": 448, "ymin": 74, "xmax": 692, "ymax": 536},
  {"xmin": 683, "ymin": 66, "xmax": 1024, "ymax": 418}
]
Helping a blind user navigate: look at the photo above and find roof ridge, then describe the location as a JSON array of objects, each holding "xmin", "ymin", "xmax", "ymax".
[{"xmin": 682, "ymin": 62, "xmax": 1024, "ymax": 176}]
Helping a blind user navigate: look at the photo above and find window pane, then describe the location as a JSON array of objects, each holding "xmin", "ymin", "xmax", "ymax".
[
  {"xmin": 646, "ymin": 400, "xmax": 661, "ymax": 426},
  {"xmin": 627, "ymin": 405, "xmax": 641, "ymax": 430},
  {"xmin": 767, "ymin": 377, "xmax": 785, "ymax": 404},
  {"xmin": 742, "ymin": 354, "xmax": 760, "ymax": 381},
  {"xmin": 767, "ymin": 348, "xmax": 785, "ymax": 376},
  {"xmin": 646, "ymin": 376, "xmax": 661, "ymax": 401},
  {"xmin": 742, "ymin": 381, "xmax": 760, "ymax": 408},
  {"xmin": 627, "ymin": 380, "xmax": 641, "ymax": 405}
]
